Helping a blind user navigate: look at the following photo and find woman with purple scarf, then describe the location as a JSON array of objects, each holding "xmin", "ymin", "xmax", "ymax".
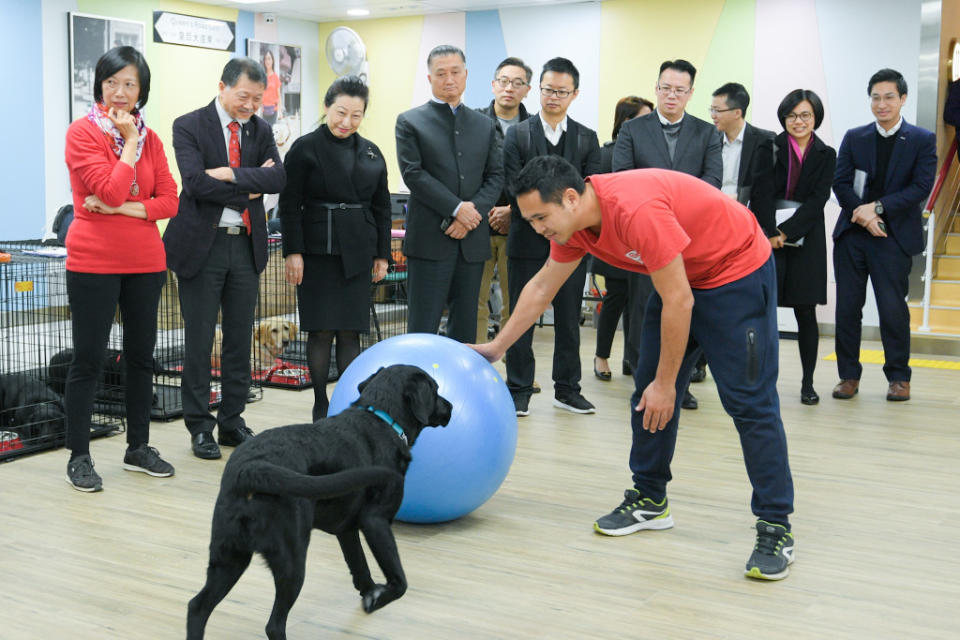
[{"xmin": 752, "ymin": 89, "xmax": 836, "ymax": 405}]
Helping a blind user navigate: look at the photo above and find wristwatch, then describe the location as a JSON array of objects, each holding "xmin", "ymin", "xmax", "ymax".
[
  {"xmin": 874, "ymin": 201, "xmax": 884, "ymax": 215},
  {"xmin": 440, "ymin": 213, "xmax": 457, "ymax": 232}
]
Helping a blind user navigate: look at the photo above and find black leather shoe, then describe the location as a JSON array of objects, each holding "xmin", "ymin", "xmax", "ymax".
[
  {"xmin": 801, "ymin": 387, "xmax": 820, "ymax": 405},
  {"xmin": 191, "ymin": 432, "xmax": 221, "ymax": 460},
  {"xmin": 218, "ymin": 425, "xmax": 255, "ymax": 447},
  {"xmin": 681, "ymin": 390, "xmax": 698, "ymax": 410},
  {"xmin": 689, "ymin": 364, "xmax": 706, "ymax": 383},
  {"xmin": 622, "ymin": 360, "xmax": 633, "ymax": 376}
]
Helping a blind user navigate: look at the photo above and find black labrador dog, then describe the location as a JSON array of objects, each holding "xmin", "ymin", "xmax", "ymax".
[{"xmin": 187, "ymin": 364, "xmax": 452, "ymax": 640}]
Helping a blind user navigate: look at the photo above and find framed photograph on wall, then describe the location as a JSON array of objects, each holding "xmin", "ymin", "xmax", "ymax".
[
  {"xmin": 69, "ymin": 12, "xmax": 146, "ymax": 121},
  {"xmin": 247, "ymin": 39, "xmax": 302, "ymax": 154}
]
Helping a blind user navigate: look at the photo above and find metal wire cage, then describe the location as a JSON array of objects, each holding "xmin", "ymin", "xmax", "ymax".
[{"xmin": 0, "ymin": 242, "xmax": 123, "ymax": 461}]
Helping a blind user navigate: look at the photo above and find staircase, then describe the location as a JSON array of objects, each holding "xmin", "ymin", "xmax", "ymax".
[{"xmin": 911, "ymin": 216, "xmax": 960, "ymax": 334}]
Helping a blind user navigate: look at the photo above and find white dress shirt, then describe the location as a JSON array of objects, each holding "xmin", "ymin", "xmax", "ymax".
[
  {"xmin": 876, "ymin": 116, "xmax": 903, "ymax": 137},
  {"xmin": 542, "ymin": 115, "xmax": 568, "ymax": 147},
  {"xmin": 720, "ymin": 122, "xmax": 746, "ymax": 198},
  {"xmin": 214, "ymin": 97, "xmax": 246, "ymax": 227}
]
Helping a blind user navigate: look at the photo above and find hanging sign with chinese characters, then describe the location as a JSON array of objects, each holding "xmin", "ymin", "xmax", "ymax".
[{"xmin": 153, "ymin": 11, "xmax": 235, "ymax": 52}]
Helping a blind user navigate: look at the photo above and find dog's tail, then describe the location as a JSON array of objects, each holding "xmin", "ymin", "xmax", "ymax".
[{"xmin": 236, "ymin": 462, "xmax": 402, "ymax": 499}]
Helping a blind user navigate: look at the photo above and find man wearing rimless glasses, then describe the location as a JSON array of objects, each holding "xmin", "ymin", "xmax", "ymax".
[{"xmin": 613, "ymin": 59, "xmax": 721, "ymax": 412}]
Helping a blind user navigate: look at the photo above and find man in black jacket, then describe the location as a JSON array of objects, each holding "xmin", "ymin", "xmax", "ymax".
[
  {"xmin": 475, "ymin": 56, "xmax": 532, "ymax": 343},
  {"xmin": 613, "ymin": 59, "xmax": 721, "ymax": 410},
  {"xmin": 395, "ymin": 45, "xmax": 504, "ymax": 343},
  {"xmin": 166, "ymin": 58, "xmax": 286, "ymax": 460},
  {"xmin": 710, "ymin": 82, "xmax": 775, "ymax": 206},
  {"xmin": 502, "ymin": 57, "xmax": 600, "ymax": 417}
]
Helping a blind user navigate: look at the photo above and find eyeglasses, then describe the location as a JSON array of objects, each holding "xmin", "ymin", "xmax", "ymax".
[
  {"xmin": 657, "ymin": 85, "xmax": 690, "ymax": 97},
  {"xmin": 540, "ymin": 87, "xmax": 573, "ymax": 99},
  {"xmin": 708, "ymin": 107, "xmax": 735, "ymax": 115},
  {"xmin": 785, "ymin": 111, "xmax": 814, "ymax": 123},
  {"xmin": 495, "ymin": 77, "xmax": 528, "ymax": 89}
]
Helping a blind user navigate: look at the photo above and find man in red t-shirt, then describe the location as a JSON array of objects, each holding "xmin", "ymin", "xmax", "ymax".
[{"xmin": 473, "ymin": 156, "xmax": 795, "ymax": 581}]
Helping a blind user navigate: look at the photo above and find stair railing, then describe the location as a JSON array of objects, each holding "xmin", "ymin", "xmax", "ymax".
[{"xmin": 920, "ymin": 137, "xmax": 959, "ymax": 332}]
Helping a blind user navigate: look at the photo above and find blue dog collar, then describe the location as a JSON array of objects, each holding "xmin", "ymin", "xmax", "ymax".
[{"xmin": 357, "ymin": 404, "xmax": 408, "ymax": 445}]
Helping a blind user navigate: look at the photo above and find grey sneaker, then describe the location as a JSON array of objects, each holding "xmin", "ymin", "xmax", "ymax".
[
  {"xmin": 123, "ymin": 444, "xmax": 175, "ymax": 478},
  {"xmin": 594, "ymin": 488, "xmax": 673, "ymax": 535},
  {"xmin": 745, "ymin": 520, "xmax": 794, "ymax": 580},
  {"xmin": 66, "ymin": 454, "xmax": 103, "ymax": 492}
]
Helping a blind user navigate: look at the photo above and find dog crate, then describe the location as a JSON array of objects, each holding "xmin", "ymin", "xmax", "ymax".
[{"xmin": 0, "ymin": 242, "xmax": 123, "ymax": 461}]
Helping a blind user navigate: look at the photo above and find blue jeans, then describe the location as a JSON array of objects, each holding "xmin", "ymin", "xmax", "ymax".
[{"xmin": 628, "ymin": 256, "xmax": 794, "ymax": 526}]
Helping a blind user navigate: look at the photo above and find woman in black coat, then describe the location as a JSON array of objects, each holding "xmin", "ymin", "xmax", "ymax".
[
  {"xmin": 753, "ymin": 89, "xmax": 837, "ymax": 405},
  {"xmin": 593, "ymin": 96, "xmax": 653, "ymax": 380},
  {"xmin": 280, "ymin": 76, "xmax": 391, "ymax": 420}
]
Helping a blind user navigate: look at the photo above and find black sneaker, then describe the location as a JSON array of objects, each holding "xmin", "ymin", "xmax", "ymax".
[
  {"xmin": 690, "ymin": 364, "xmax": 707, "ymax": 383},
  {"xmin": 513, "ymin": 394, "xmax": 530, "ymax": 417},
  {"xmin": 594, "ymin": 489, "xmax": 674, "ymax": 536},
  {"xmin": 553, "ymin": 392, "xmax": 596, "ymax": 414},
  {"xmin": 123, "ymin": 444, "xmax": 175, "ymax": 478},
  {"xmin": 66, "ymin": 454, "xmax": 103, "ymax": 492},
  {"xmin": 745, "ymin": 520, "xmax": 795, "ymax": 580}
]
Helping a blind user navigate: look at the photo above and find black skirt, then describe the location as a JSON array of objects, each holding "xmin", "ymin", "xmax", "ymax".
[{"xmin": 297, "ymin": 254, "xmax": 371, "ymax": 332}]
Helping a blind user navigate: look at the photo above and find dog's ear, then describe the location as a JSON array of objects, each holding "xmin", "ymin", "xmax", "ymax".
[
  {"xmin": 404, "ymin": 370, "xmax": 445, "ymax": 425},
  {"xmin": 357, "ymin": 367, "xmax": 384, "ymax": 393},
  {"xmin": 289, "ymin": 322, "xmax": 298, "ymax": 339}
]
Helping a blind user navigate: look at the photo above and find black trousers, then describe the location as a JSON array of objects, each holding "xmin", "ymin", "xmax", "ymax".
[
  {"xmin": 595, "ymin": 274, "xmax": 629, "ymax": 360},
  {"xmin": 505, "ymin": 257, "xmax": 587, "ymax": 398},
  {"xmin": 406, "ymin": 253, "xmax": 484, "ymax": 343},
  {"xmin": 65, "ymin": 270, "xmax": 165, "ymax": 453},
  {"xmin": 178, "ymin": 230, "xmax": 260, "ymax": 436},
  {"xmin": 833, "ymin": 227, "xmax": 913, "ymax": 382}
]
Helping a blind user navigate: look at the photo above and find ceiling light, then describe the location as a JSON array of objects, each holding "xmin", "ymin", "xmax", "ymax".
[{"xmin": 347, "ymin": 8, "xmax": 371, "ymax": 16}]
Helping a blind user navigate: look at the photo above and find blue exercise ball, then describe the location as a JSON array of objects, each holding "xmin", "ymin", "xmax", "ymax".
[{"xmin": 328, "ymin": 333, "xmax": 517, "ymax": 523}]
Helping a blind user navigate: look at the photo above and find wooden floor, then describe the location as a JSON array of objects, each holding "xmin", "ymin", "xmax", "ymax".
[{"xmin": 2, "ymin": 330, "xmax": 959, "ymax": 639}]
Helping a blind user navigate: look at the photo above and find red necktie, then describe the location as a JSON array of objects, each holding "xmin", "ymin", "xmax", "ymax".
[{"xmin": 227, "ymin": 121, "xmax": 252, "ymax": 235}]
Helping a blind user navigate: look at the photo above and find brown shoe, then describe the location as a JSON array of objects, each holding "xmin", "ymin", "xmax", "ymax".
[
  {"xmin": 832, "ymin": 379, "xmax": 859, "ymax": 399},
  {"xmin": 886, "ymin": 381, "xmax": 910, "ymax": 401}
]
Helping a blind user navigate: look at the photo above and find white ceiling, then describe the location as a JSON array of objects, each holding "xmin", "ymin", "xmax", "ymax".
[{"xmin": 201, "ymin": 0, "xmax": 592, "ymax": 23}]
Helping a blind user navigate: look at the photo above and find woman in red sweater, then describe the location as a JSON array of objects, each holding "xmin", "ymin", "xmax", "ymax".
[{"xmin": 63, "ymin": 46, "xmax": 178, "ymax": 492}]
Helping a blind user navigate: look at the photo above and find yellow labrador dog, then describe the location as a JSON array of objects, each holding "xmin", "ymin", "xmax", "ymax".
[{"xmin": 210, "ymin": 317, "xmax": 298, "ymax": 369}]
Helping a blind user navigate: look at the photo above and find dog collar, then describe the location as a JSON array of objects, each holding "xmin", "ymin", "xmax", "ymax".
[{"xmin": 358, "ymin": 404, "xmax": 408, "ymax": 445}]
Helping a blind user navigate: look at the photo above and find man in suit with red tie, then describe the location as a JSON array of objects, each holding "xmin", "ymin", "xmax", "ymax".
[
  {"xmin": 831, "ymin": 68, "xmax": 936, "ymax": 402},
  {"xmin": 164, "ymin": 58, "xmax": 286, "ymax": 459}
]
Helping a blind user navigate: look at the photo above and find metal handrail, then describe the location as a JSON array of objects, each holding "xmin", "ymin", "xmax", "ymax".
[{"xmin": 919, "ymin": 137, "xmax": 958, "ymax": 332}]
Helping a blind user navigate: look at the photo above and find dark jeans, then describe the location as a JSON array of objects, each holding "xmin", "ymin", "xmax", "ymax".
[
  {"xmin": 505, "ymin": 257, "xmax": 587, "ymax": 398},
  {"xmin": 628, "ymin": 256, "xmax": 794, "ymax": 526},
  {"xmin": 65, "ymin": 270, "xmax": 165, "ymax": 454},
  {"xmin": 178, "ymin": 230, "xmax": 260, "ymax": 436},
  {"xmin": 595, "ymin": 275, "xmax": 629, "ymax": 360},
  {"xmin": 624, "ymin": 272, "xmax": 654, "ymax": 369},
  {"xmin": 406, "ymin": 254, "xmax": 484, "ymax": 343},
  {"xmin": 833, "ymin": 228, "xmax": 912, "ymax": 382}
]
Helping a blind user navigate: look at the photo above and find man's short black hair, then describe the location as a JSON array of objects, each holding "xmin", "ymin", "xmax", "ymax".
[
  {"xmin": 540, "ymin": 57, "xmax": 580, "ymax": 90},
  {"xmin": 495, "ymin": 56, "xmax": 532, "ymax": 83},
  {"xmin": 868, "ymin": 68, "xmax": 908, "ymax": 97},
  {"xmin": 93, "ymin": 46, "xmax": 151, "ymax": 112},
  {"xmin": 427, "ymin": 45, "xmax": 465, "ymax": 69},
  {"xmin": 659, "ymin": 59, "xmax": 697, "ymax": 85},
  {"xmin": 221, "ymin": 57, "xmax": 267, "ymax": 88},
  {"xmin": 712, "ymin": 82, "xmax": 750, "ymax": 116},
  {"xmin": 513, "ymin": 155, "xmax": 585, "ymax": 205},
  {"xmin": 777, "ymin": 89, "xmax": 825, "ymax": 130}
]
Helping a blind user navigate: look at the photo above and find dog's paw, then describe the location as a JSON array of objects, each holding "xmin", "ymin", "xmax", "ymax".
[{"xmin": 361, "ymin": 585, "xmax": 388, "ymax": 613}]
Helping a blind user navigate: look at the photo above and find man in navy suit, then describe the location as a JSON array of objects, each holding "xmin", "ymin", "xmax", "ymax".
[
  {"xmin": 164, "ymin": 58, "xmax": 286, "ymax": 459},
  {"xmin": 832, "ymin": 68, "xmax": 936, "ymax": 402}
]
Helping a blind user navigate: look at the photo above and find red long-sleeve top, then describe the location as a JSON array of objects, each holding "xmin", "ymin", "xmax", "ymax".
[{"xmin": 64, "ymin": 117, "xmax": 178, "ymax": 273}]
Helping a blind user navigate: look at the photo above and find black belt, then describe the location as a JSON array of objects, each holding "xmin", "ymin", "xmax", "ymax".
[{"xmin": 219, "ymin": 226, "xmax": 246, "ymax": 235}]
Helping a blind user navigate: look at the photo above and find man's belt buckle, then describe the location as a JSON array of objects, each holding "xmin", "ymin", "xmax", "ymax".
[{"xmin": 225, "ymin": 226, "xmax": 243, "ymax": 235}]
